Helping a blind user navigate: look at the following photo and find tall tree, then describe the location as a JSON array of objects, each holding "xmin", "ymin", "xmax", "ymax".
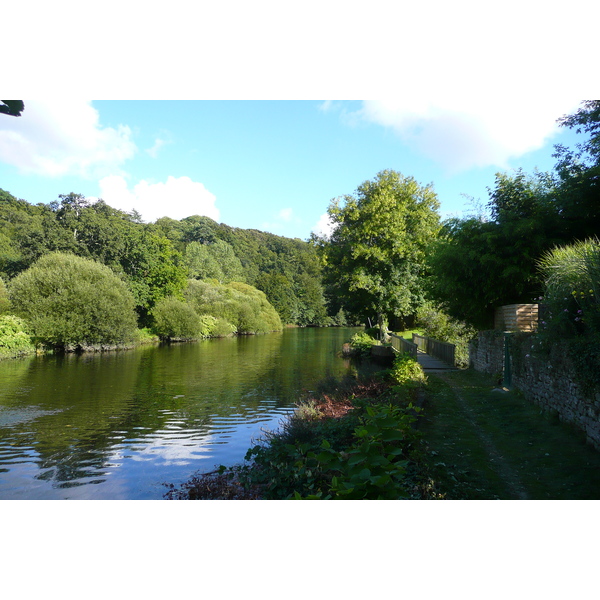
[
  {"xmin": 322, "ymin": 170, "xmax": 440, "ymax": 338},
  {"xmin": 553, "ymin": 100, "xmax": 600, "ymax": 240},
  {"xmin": 428, "ymin": 169, "xmax": 560, "ymax": 328}
]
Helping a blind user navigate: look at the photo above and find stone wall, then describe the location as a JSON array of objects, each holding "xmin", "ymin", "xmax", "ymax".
[
  {"xmin": 469, "ymin": 330, "xmax": 505, "ymax": 381},
  {"xmin": 470, "ymin": 331, "xmax": 600, "ymax": 450}
]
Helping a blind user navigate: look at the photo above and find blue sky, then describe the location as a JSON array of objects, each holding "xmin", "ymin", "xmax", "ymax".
[{"xmin": 0, "ymin": 98, "xmax": 586, "ymax": 241}]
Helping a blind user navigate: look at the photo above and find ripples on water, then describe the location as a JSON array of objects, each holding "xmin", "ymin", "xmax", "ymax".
[{"xmin": 0, "ymin": 327, "xmax": 361, "ymax": 499}]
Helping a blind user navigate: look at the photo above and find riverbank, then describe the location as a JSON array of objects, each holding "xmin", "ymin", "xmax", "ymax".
[
  {"xmin": 165, "ymin": 352, "xmax": 435, "ymax": 500},
  {"xmin": 166, "ymin": 357, "xmax": 600, "ymax": 500}
]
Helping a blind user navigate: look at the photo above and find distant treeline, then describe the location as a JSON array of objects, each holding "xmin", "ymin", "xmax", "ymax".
[
  {"xmin": 0, "ymin": 189, "xmax": 337, "ymax": 328},
  {"xmin": 0, "ymin": 189, "xmax": 350, "ymax": 355}
]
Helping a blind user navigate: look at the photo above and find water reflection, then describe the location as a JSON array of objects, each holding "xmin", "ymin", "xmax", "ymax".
[{"xmin": 0, "ymin": 327, "xmax": 362, "ymax": 499}]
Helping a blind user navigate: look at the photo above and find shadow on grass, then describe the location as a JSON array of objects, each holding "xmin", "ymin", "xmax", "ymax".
[{"xmin": 418, "ymin": 369, "xmax": 600, "ymax": 499}]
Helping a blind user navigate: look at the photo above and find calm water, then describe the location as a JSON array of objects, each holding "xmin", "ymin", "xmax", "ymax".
[{"xmin": 0, "ymin": 327, "xmax": 362, "ymax": 500}]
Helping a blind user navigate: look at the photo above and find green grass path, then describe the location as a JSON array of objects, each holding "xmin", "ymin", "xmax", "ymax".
[{"xmin": 418, "ymin": 369, "xmax": 600, "ymax": 499}]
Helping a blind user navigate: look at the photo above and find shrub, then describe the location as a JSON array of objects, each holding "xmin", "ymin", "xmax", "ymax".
[
  {"xmin": 183, "ymin": 279, "xmax": 282, "ymax": 334},
  {"xmin": 349, "ymin": 331, "xmax": 377, "ymax": 356},
  {"xmin": 535, "ymin": 239, "xmax": 600, "ymax": 393},
  {"xmin": 0, "ymin": 315, "xmax": 35, "ymax": 357},
  {"xmin": 151, "ymin": 296, "xmax": 204, "ymax": 341},
  {"xmin": 205, "ymin": 315, "xmax": 237, "ymax": 337},
  {"xmin": 9, "ymin": 252, "xmax": 138, "ymax": 349},
  {"xmin": 537, "ymin": 238, "xmax": 600, "ymax": 338},
  {"xmin": 390, "ymin": 352, "xmax": 427, "ymax": 386},
  {"xmin": 416, "ymin": 303, "xmax": 476, "ymax": 368}
]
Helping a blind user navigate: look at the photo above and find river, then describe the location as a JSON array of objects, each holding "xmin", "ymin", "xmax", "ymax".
[{"xmin": 0, "ymin": 327, "xmax": 363, "ymax": 500}]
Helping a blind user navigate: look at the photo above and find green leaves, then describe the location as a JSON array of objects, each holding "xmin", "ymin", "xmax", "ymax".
[
  {"xmin": 323, "ymin": 169, "xmax": 440, "ymax": 325},
  {"xmin": 8, "ymin": 252, "xmax": 138, "ymax": 348}
]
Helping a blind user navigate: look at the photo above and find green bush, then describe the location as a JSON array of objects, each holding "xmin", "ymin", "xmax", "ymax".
[
  {"xmin": 538, "ymin": 238, "xmax": 600, "ymax": 338},
  {"xmin": 390, "ymin": 352, "xmax": 427, "ymax": 386},
  {"xmin": 205, "ymin": 315, "xmax": 237, "ymax": 337},
  {"xmin": 349, "ymin": 331, "xmax": 377, "ymax": 356},
  {"xmin": 0, "ymin": 315, "xmax": 35, "ymax": 357},
  {"xmin": 8, "ymin": 252, "xmax": 138, "ymax": 349},
  {"xmin": 416, "ymin": 303, "xmax": 476, "ymax": 368},
  {"xmin": 151, "ymin": 296, "xmax": 205, "ymax": 341},
  {"xmin": 183, "ymin": 279, "xmax": 282, "ymax": 334},
  {"xmin": 238, "ymin": 401, "xmax": 418, "ymax": 500},
  {"xmin": 535, "ymin": 239, "xmax": 600, "ymax": 393}
]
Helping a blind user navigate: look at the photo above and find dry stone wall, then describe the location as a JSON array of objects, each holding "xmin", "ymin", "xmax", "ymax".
[{"xmin": 470, "ymin": 331, "xmax": 600, "ymax": 450}]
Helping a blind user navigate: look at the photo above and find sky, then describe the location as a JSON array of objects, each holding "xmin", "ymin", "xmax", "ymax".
[{"xmin": 0, "ymin": 98, "xmax": 587, "ymax": 241}]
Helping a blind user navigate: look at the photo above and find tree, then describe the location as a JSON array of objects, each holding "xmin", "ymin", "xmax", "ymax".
[
  {"xmin": 119, "ymin": 227, "xmax": 188, "ymax": 325},
  {"xmin": 8, "ymin": 252, "xmax": 138, "ymax": 349},
  {"xmin": 0, "ymin": 101, "xmax": 24, "ymax": 117},
  {"xmin": 185, "ymin": 240, "xmax": 245, "ymax": 283},
  {"xmin": 427, "ymin": 169, "xmax": 561, "ymax": 329},
  {"xmin": 321, "ymin": 170, "xmax": 440, "ymax": 338},
  {"xmin": 553, "ymin": 101, "xmax": 600, "ymax": 241}
]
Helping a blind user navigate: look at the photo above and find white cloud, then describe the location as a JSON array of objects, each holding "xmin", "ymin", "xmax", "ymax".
[
  {"xmin": 0, "ymin": 99, "xmax": 136, "ymax": 177},
  {"xmin": 145, "ymin": 137, "xmax": 168, "ymax": 158},
  {"xmin": 354, "ymin": 99, "xmax": 583, "ymax": 172},
  {"xmin": 312, "ymin": 212, "xmax": 335, "ymax": 239},
  {"xmin": 99, "ymin": 175, "xmax": 220, "ymax": 223}
]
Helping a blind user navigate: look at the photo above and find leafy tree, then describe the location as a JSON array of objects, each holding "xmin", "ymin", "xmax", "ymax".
[
  {"xmin": 8, "ymin": 252, "xmax": 138, "ymax": 349},
  {"xmin": 321, "ymin": 170, "xmax": 440, "ymax": 337},
  {"xmin": 185, "ymin": 239, "xmax": 245, "ymax": 283},
  {"xmin": 295, "ymin": 272, "xmax": 329, "ymax": 326},
  {"xmin": 427, "ymin": 170, "xmax": 560, "ymax": 328},
  {"xmin": 255, "ymin": 272, "xmax": 298, "ymax": 324},
  {"xmin": 553, "ymin": 100, "xmax": 600, "ymax": 241},
  {"xmin": 119, "ymin": 227, "xmax": 188, "ymax": 325}
]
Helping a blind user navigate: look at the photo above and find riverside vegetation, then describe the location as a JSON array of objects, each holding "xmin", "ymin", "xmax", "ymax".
[
  {"xmin": 165, "ymin": 350, "xmax": 433, "ymax": 500},
  {"xmin": 0, "ymin": 189, "xmax": 336, "ymax": 357},
  {"xmin": 166, "ymin": 343, "xmax": 600, "ymax": 500}
]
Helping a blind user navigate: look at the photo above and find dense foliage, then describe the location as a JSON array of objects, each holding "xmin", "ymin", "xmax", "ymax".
[
  {"xmin": 215, "ymin": 355, "xmax": 427, "ymax": 500},
  {"xmin": 0, "ymin": 315, "xmax": 35, "ymax": 357},
  {"xmin": 317, "ymin": 169, "xmax": 440, "ymax": 336},
  {"xmin": 151, "ymin": 296, "xmax": 207, "ymax": 341},
  {"xmin": 415, "ymin": 303, "xmax": 477, "ymax": 368},
  {"xmin": 427, "ymin": 102, "xmax": 600, "ymax": 329},
  {"xmin": 0, "ymin": 277, "xmax": 9, "ymax": 315},
  {"xmin": 533, "ymin": 238, "xmax": 600, "ymax": 393},
  {"xmin": 9, "ymin": 252, "xmax": 139, "ymax": 349},
  {"xmin": 183, "ymin": 279, "xmax": 282, "ymax": 334},
  {"xmin": 0, "ymin": 188, "xmax": 331, "ymax": 353}
]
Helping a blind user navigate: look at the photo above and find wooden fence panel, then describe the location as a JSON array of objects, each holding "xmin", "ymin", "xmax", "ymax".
[
  {"xmin": 412, "ymin": 334, "xmax": 456, "ymax": 366},
  {"xmin": 388, "ymin": 333, "xmax": 417, "ymax": 360}
]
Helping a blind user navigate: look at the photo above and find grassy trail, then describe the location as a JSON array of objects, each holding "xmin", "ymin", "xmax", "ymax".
[{"xmin": 418, "ymin": 369, "xmax": 600, "ymax": 499}]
